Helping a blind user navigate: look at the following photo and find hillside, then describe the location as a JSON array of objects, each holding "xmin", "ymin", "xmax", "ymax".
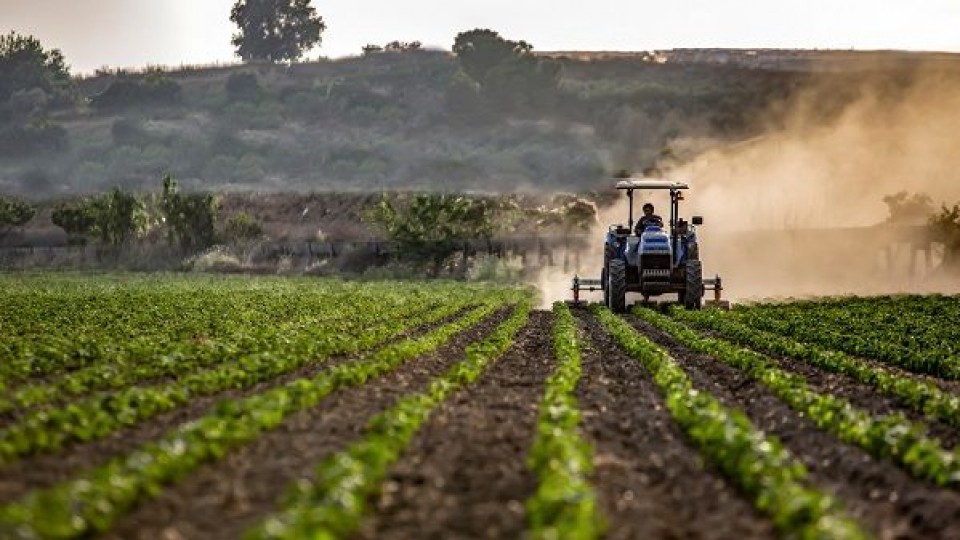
[{"xmin": 1, "ymin": 49, "xmax": 815, "ymax": 197}]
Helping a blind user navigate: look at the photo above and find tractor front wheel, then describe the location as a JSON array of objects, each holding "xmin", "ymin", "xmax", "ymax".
[
  {"xmin": 607, "ymin": 259, "xmax": 627, "ymax": 313},
  {"xmin": 683, "ymin": 259, "xmax": 703, "ymax": 310}
]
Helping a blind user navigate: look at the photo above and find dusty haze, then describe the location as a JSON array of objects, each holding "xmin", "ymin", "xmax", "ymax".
[{"xmin": 539, "ymin": 62, "xmax": 960, "ymax": 305}]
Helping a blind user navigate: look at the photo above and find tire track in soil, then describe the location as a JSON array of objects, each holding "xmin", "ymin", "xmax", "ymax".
[
  {"xmin": 576, "ymin": 312, "xmax": 775, "ymax": 540},
  {"xmin": 0, "ymin": 306, "xmax": 477, "ymax": 505},
  {"xmin": 354, "ymin": 310, "xmax": 555, "ymax": 540},
  {"xmin": 99, "ymin": 307, "xmax": 510, "ymax": 540},
  {"xmin": 628, "ymin": 315, "xmax": 960, "ymax": 540}
]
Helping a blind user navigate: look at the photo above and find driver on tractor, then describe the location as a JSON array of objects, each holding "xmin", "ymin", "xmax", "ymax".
[{"xmin": 634, "ymin": 203, "xmax": 663, "ymax": 234}]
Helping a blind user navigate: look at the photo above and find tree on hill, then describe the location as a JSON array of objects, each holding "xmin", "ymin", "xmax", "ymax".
[
  {"xmin": 230, "ymin": 0, "xmax": 326, "ymax": 63},
  {"xmin": 451, "ymin": 29, "xmax": 560, "ymax": 110},
  {"xmin": 452, "ymin": 29, "xmax": 533, "ymax": 86},
  {"xmin": 0, "ymin": 32, "xmax": 72, "ymax": 104}
]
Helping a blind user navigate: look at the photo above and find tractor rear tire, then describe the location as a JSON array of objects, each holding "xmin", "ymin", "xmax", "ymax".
[
  {"xmin": 607, "ymin": 259, "xmax": 627, "ymax": 313},
  {"xmin": 683, "ymin": 259, "xmax": 703, "ymax": 310}
]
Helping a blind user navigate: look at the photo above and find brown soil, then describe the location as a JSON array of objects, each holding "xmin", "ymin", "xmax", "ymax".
[
  {"xmin": 764, "ymin": 349, "xmax": 960, "ymax": 449},
  {"xmin": 575, "ymin": 311, "xmax": 775, "ymax": 540},
  {"xmin": 0, "ymin": 306, "xmax": 475, "ymax": 504},
  {"xmin": 99, "ymin": 307, "xmax": 510, "ymax": 540},
  {"xmin": 629, "ymin": 315, "xmax": 960, "ymax": 540},
  {"xmin": 355, "ymin": 310, "xmax": 556, "ymax": 540}
]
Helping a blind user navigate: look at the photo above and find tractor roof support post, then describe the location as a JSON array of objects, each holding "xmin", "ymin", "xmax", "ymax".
[
  {"xmin": 627, "ymin": 189, "xmax": 634, "ymax": 230},
  {"xmin": 670, "ymin": 189, "xmax": 680, "ymax": 261}
]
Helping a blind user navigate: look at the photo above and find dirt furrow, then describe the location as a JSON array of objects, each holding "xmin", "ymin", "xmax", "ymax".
[
  {"xmin": 629, "ymin": 315, "xmax": 960, "ymax": 540},
  {"xmin": 0, "ymin": 306, "xmax": 476, "ymax": 504},
  {"xmin": 576, "ymin": 312, "xmax": 775, "ymax": 540},
  {"xmin": 762, "ymin": 346, "xmax": 960, "ymax": 449},
  {"xmin": 98, "ymin": 307, "xmax": 510, "ymax": 540},
  {"xmin": 354, "ymin": 310, "xmax": 555, "ymax": 540}
]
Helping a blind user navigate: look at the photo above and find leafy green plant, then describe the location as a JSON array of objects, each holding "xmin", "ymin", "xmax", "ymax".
[
  {"xmin": 672, "ymin": 307, "xmax": 960, "ymax": 431},
  {"xmin": 636, "ymin": 307, "xmax": 960, "ymax": 488},
  {"xmin": 525, "ymin": 302, "xmax": 604, "ymax": 539},
  {"xmin": 0, "ymin": 298, "xmax": 487, "ymax": 463},
  {"xmin": 244, "ymin": 297, "xmax": 532, "ymax": 539},
  {"xmin": 0, "ymin": 281, "xmax": 520, "ymax": 539},
  {"xmin": 731, "ymin": 297, "xmax": 960, "ymax": 379},
  {"xmin": 595, "ymin": 307, "xmax": 866, "ymax": 539}
]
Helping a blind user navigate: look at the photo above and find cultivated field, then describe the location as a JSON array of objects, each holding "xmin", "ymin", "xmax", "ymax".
[{"xmin": 0, "ymin": 274, "xmax": 958, "ymax": 539}]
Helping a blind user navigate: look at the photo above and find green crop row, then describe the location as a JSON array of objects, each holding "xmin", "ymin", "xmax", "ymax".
[
  {"xmin": 0, "ymin": 298, "xmax": 448, "ymax": 415},
  {"xmin": 672, "ymin": 308, "xmax": 960, "ymax": 431},
  {"xmin": 595, "ymin": 307, "xmax": 867, "ymax": 539},
  {"xmin": 0, "ymin": 296, "xmax": 486, "ymax": 464},
  {"xmin": 0, "ymin": 277, "xmax": 466, "ymax": 387},
  {"xmin": 243, "ymin": 298, "xmax": 532, "ymax": 540},
  {"xmin": 0, "ymin": 296, "xmax": 518, "ymax": 539},
  {"xmin": 524, "ymin": 302, "xmax": 604, "ymax": 540},
  {"xmin": 732, "ymin": 297, "xmax": 960, "ymax": 379},
  {"xmin": 635, "ymin": 308, "xmax": 960, "ymax": 488}
]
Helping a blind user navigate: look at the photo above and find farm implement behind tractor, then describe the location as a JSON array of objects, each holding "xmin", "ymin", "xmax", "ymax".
[{"xmin": 571, "ymin": 178, "xmax": 728, "ymax": 311}]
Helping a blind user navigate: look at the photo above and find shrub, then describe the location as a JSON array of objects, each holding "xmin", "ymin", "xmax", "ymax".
[
  {"xmin": 221, "ymin": 101, "xmax": 283, "ymax": 129},
  {"xmin": 0, "ymin": 119, "xmax": 68, "ymax": 156},
  {"xmin": 111, "ymin": 117, "xmax": 150, "ymax": 146},
  {"xmin": 91, "ymin": 74, "xmax": 181, "ymax": 110},
  {"xmin": 85, "ymin": 188, "xmax": 149, "ymax": 246},
  {"xmin": 159, "ymin": 176, "xmax": 219, "ymax": 253},
  {"xmin": 225, "ymin": 72, "xmax": 260, "ymax": 102},
  {"xmin": 222, "ymin": 212, "xmax": 264, "ymax": 243},
  {"xmin": 0, "ymin": 196, "xmax": 36, "ymax": 234}
]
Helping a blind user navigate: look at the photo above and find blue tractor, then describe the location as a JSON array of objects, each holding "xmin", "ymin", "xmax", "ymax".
[{"xmin": 572, "ymin": 178, "xmax": 724, "ymax": 312}]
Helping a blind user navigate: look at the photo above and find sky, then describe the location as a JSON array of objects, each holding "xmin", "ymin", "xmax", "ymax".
[{"xmin": 3, "ymin": 0, "xmax": 960, "ymax": 75}]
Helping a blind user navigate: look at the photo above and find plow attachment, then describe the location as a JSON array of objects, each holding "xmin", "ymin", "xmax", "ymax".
[{"xmin": 569, "ymin": 274, "xmax": 729, "ymax": 309}]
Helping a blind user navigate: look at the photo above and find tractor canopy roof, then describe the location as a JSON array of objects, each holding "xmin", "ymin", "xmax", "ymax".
[{"xmin": 615, "ymin": 178, "xmax": 689, "ymax": 190}]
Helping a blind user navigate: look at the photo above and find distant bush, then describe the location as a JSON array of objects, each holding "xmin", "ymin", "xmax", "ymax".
[
  {"xmin": 91, "ymin": 73, "xmax": 181, "ymax": 110},
  {"xmin": 159, "ymin": 175, "xmax": 219, "ymax": 253},
  {"xmin": 54, "ymin": 189, "xmax": 149, "ymax": 246},
  {"xmin": 184, "ymin": 245, "xmax": 244, "ymax": 272},
  {"xmin": 929, "ymin": 204, "xmax": 960, "ymax": 269},
  {"xmin": 111, "ymin": 117, "xmax": 150, "ymax": 146},
  {"xmin": 0, "ymin": 118, "xmax": 68, "ymax": 156},
  {"xmin": 225, "ymin": 72, "xmax": 260, "ymax": 102},
  {"xmin": 203, "ymin": 153, "xmax": 268, "ymax": 184},
  {"xmin": 0, "ymin": 196, "xmax": 36, "ymax": 235},
  {"xmin": 364, "ymin": 41, "xmax": 423, "ymax": 55},
  {"xmin": 221, "ymin": 101, "xmax": 283, "ymax": 129},
  {"xmin": 222, "ymin": 211, "xmax": 264, "ymax": 243},
  {"xmin": 363, "ymin": 193, "xmax": 502, "ymax": 274},
  {"xmin": 51, "ymin": 201, "xmax": 96, "ymax": 243},
  {"xmin": 6, "ymin": 88, "xmax": 49, "ymax": 118},
  {"xmin": 444, "ymin": 70, "xmax": 484, "ymax": 117},
  {"xmin": 281, "ymin": 90, "xmax": 330, "ymax": 124}
]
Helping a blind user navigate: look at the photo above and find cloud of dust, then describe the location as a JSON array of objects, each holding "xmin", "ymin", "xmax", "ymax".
[
  {"xmin": 671, "ymin": 62, "xmax": 960, "ymax": 300},
  {"xmin": 534, "ymin": 60, "xmax": 960, "ymax": 305}
]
